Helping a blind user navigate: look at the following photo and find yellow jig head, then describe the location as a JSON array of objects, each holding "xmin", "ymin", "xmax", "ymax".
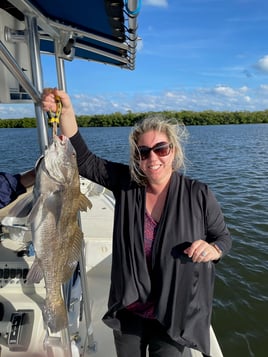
[{"xmin": 47, "ymin": 95, "xmax": 62, "ymax": 137}]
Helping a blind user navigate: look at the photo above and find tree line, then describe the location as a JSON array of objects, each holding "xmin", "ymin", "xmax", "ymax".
[{"xmin": 0, "ymin": 110, "xmax": 268, "ymax": 128}]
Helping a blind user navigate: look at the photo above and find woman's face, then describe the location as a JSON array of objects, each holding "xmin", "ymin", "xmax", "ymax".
[{"xmin": 137, "ymin": 130, "xmax": 174, "ymax": 185}]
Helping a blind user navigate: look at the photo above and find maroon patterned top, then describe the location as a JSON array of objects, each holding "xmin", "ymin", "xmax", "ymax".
[{"xmin": 126, "ymin": 211, "xmax": 158, "ymax": 318}]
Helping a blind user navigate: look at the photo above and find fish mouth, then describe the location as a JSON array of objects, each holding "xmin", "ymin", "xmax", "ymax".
[
  {"xmin": 53, "ymin": 134, "xmax": 68, "ymax": 145},
  {"xmin": 56, "ymin": 134, "xmax": 66, "ymax": 141}
]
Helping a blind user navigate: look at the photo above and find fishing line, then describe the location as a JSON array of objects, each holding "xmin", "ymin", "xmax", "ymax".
[{"xmin": 47, "ymin": 96, "xmax": 62, "ymax": 137}]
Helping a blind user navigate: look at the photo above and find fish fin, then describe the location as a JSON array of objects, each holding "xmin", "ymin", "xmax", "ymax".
[
  {"xmin": 1, "ymin": 193, "xmax": 33, "ymax": 228},
  {"xmin": 62, "ymin": 227, "xmax": 83, "ymax": 283},
  {"xmin": 27, "ymin": 194, "xmax": 44, "ymax": 224},
  {"xmin": 79, "ymin": 193, "xmax": 92, "ymax": 211},
  {"xmin": 26, "ymin": 259, "xmax": 44, "ymax": 284},
  {"xmin": 45, "ymin": 190, "xmax": 64, "ymax": 223},
  {"xmin": 43, "ymin": 296, "xmax": 68, "ymax": 333},
  {"xmin": 62, "ymin": 262, "xmax": 79, "ymax": 284},
  {"xmin": 28, "ymin": 191, "xmax": 62, "ymax": 225}
]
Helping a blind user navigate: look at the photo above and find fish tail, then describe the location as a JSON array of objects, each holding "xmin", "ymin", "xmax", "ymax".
[{"xmin": 43, "ymin": 297, "xmax": 68, "ymax": 333}]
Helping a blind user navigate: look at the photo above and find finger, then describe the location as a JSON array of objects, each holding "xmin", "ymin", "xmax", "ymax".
[
  {"xmin": 192, "ymin": 244, "xmax": 210, "ymax": 262},
  {"xmin": 185, "ymin": 241, "xmax": 203, "ymax": 258},
  {"xmin": 42, "ymin": 98, "xmax": 56, "ymax": 112},
  {"xmin": 195, "ymin": 246, "xmax": 218, "ymax": 263},
  {"xmin": 42, "ymin": 89, "xmax": 58, "ymax": 110}
]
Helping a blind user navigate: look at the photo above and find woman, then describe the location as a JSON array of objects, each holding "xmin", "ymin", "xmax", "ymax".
[{"xmin": 42, "ymin": 89, "xmax": 232, "ymax": 357}]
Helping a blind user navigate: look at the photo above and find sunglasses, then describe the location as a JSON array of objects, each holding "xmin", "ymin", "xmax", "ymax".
[{"xmin": 137, "ymin": 142, "xmax": 173, "ymax": 160}]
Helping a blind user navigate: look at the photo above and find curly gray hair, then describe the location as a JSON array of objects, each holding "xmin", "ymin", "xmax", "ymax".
[{"xmin": 129, "ymin": 115, "xmax": 187, "ymax": 185}]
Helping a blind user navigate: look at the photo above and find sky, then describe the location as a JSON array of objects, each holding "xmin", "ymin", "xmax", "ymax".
[{"xmin": 2, "ymin": 0, "xmax": 268, "ymax": 119}]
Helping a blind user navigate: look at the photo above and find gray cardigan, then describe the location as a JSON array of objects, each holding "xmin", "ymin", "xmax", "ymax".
[{"xmin": 71, "ymin": 131, "xmax": 232, "ymax": 355}]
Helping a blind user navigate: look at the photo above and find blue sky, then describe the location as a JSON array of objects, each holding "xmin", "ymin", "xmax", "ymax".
[{"xmin": 2, "ymin": 0, "xmax": 268, "ymax": 119}]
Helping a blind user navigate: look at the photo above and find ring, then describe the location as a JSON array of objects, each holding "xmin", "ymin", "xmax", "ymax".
[{"xmin": 201, "ymin": 251, "xmax": 207, "ymax": 257}]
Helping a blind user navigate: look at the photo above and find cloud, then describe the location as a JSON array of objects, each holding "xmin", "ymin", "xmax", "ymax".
[
  {"xmin": 69, "ymin": 85, "xmax": 268, "ymax": 113},
  {"xmin": 260, "ymin": 84, "xmax": 268, "ymax": 91},
  {"xmin": 254, "ymin": 55, "xmax": 268, "ymax": 73},
  {"xmin": 1, "ymin": 84, "xmax": 268, "ymax": 120},
  {"xmin": 213, "ymin": 85, "xmax": 237, "ymax": 97}
]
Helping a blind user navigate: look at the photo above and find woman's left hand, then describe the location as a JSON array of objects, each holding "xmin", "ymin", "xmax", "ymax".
[{"xmin": 184, "ymin": 240, "xmax": 221, "ymax": 262}]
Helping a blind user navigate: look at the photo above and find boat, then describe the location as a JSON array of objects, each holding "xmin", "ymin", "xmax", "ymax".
[{"xmin": 0, "ymin": 1, "xmax": 224, "ymax": 356}]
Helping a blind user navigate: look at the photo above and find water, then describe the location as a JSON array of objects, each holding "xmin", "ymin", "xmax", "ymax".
[{"xmin": 0, "ymin": 124, "xmax": 267, "ymax": 356}]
